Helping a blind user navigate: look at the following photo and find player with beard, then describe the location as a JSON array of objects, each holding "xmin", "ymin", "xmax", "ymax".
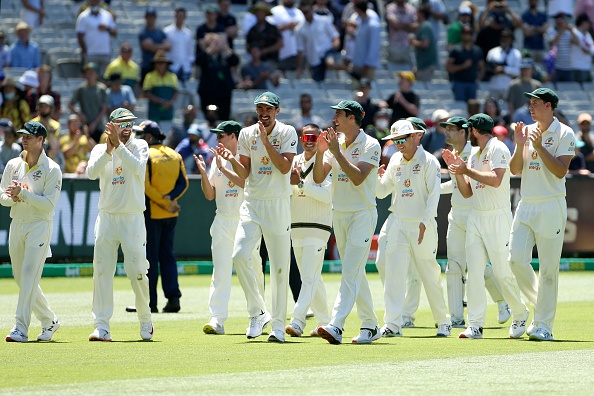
[
  {"xmin": 218, "ymin": 92, "xmax": 298, "ymax": 343},
  {"xmin": 443, "ymin": 113, "xmax": 528, "ymax": 339},
  {"xmin": 86, "ymin": 108, "xmax": 153, "ymax": 342}
]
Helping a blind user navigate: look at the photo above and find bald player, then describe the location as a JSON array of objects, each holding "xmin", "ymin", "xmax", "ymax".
[
  {"xmin": 509, "ymin": 88, "xmax": 575, "ymax": 341},
  {"xmin": 444, "ymin": 113, "xmax": 528, "ymax": 339},
  {"xmin": 196, "ymin": 120, "xmax": 264, "ymax": 335},
  {"xmin": 223, "ymin": 92, "xmax": 298, "ymax": 343},
  {"xmin": 314, "ymin": 100, "xmax": 381, "ymax": 345}
]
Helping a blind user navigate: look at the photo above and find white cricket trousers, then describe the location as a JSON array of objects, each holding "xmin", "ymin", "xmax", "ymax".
[
  {"xmin": 232, "ymin": 197, "xmax": 291, "ymax": 333},
  {"xmin": 290, "ymin": 237, "xmax": 330, "ymax": 330},
  {"xmin": 209, "ymin": 214, "xmax": 263, "ymax": 325},
  {"xmin": 446, "ymin": 208, "xmax": 505, "ymax": 322},
  {"xmin": 509, "ymin": 197, "xmax": 566, "ymax": 333},
  {"xmin": 92, "ymin": 211, "xmax": 151, "ymax": 331},
  {"xmin": 376, "ymin": 216, "xmax": 422, "ymax": 325},
  {"xmin": 377, "ymin": 215, "xmax": 448, "ymax": 331},
  {"xmin": 9, "ymin": 220, "xmax": 57, "ymax": 336},
  {"xmin": 466, "ymin": 208, "xmax": 527, "ymax": 328},
  {"xmin": 330, "ymin": 208, "xmax": 378, "ymax": 330}
]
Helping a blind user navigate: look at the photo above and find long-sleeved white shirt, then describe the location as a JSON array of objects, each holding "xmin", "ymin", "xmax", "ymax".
[
  {"xmin": 86, "ymin": 138, "xmax": 148, "ymax": 214},
  {"xmin": 440, "ymin": 141, "xmax": 474, "ymax": 210},
  {"xmin": 291, "ymin": 152, "xmax": 332, "ymax": 243},
  {"xmin": 377, "ymin": 145, "xmax": 441, "ymax": 226},
  {"xmin": 0, "ymin": 151, "xmax": 62, "ymax": 222}
]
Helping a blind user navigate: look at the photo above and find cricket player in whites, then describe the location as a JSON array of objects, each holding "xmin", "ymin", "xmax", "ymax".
[
  {"xmin": 376, "ymin": 120, "xmax": 451, "ymax": 338},
  {"xmin": 1, "ymin": 122, "xmax": 61, "ymax": 343},
  {"xmin": 285, "ymin": 124, "xmax": 332, "ymax": 338},
  {"xmin": 314, "ymin": 100, "xmax": 381, "ymax": 345},
  {"xmin": 86, "ymin": 108, "xmax": 153, "ymax": 342},
  {"xmin": 440, "ymin": 116, "xmax": 511, "ymax": 328},
  {"xmin": 509, "ymin": 88, "xmax": 575, "ymax": 341},
  {"xmin": 196, "ymin": 120, "xmax": 264, "ymax": 335},
  {"xmin": 444, "ymin": 114, "xmax": 529, "ymax": 339},
  {"xmin": 224, "ymin": 92, "xmax": 298, "ymax": 343}
]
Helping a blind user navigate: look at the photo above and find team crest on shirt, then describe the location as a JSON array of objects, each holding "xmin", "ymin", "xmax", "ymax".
[
  {"xmin": 531, "ymin": 151, "xmax": 538, "ymax": 160},
  {"xmin": 500, "ymin": 155, "xmax": 507, "ymax": 165},
  {"xmin": 31, "ymin": 170, "xmax": 42, "ymax": 181},
  {"xmin": 351, "ymin": 148, "xmax": 360, "ymax": 159},
  {"xmin": 258, "ymin": 156, "xmax": 272, "ymax": 175},
  {"xmin": 56, "ymin": 179, "xmax": 62, "ymax": 190},
  {"xmin": 544, "ymin": 137, "xmax": 554, "ymax": 148},
  {"xmin": 412, "ymin": 164, "xmax": 421, "ymax": 174},
  {"xmin": 401, "ymin": 179, "xmax": 413, "ymax": 197},
  {"xmin": 529, "ymin": 150, "xmax": 540, "ymax": 170},
  {"xmin": 112, "ymin": 166, "xmax": 125, "ymax": 185},
  {"xmin": 228, "ymin": 181, "xmax": 235, "ymax": 188},
  {"xmin": 570, "ymin": 141, "xmax": 575, "ymax": 147},
  {"xmin": 115, "ymin": 166, "xmax": 123, "ymax": 175}
]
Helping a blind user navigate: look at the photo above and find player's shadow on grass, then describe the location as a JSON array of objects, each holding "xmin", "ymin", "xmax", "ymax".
[{"xmin": 109, "ymin": 340, "xmax": 162, "ymax": 343}]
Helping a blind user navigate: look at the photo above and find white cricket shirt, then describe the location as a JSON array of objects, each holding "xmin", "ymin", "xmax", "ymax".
[
  {"xmin": 86, "ymin": 138, "xmax": 149, "ymax": 214},
  {"xmin": 237, "ymin": 121, "xmax": 298, "ymax": 200},
  {"xmin": 468, "ymin": 137, "xmax": 511, "ymax": 211},
  {"xmin": 520, "ymin": 118, "xmax": 575, "ymax": 199},
  {"xmin": 325, "ymin": 130, "xmax": 380, "ymax": 212},
  {"xmin": 440, "ymin": 141, "xmax": 474, "ymax": 210},
  {"xmin": 377, "ymin": 145, "xmax": 441, "ymax": 225},
  {"xmin": 0, "ymin": 151, "xmax": 62, "ymax": 222},
  {"xmin": 208, "ymin": 156, "xmax": 244, "ymax": 217}
]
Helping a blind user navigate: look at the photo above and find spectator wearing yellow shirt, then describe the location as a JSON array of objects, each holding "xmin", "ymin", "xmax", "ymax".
[
  {"xmin": 59, "ymin": 114, "xmax": 96, "ymax": 174},
  {"xmin": 31, "ymin": 95, "xmax": 60, "ymax": 137},
  {"xmin": 104, "ymin": 43, "xmax": 140, "ymax": 91},
  {"xmin": 0, "ymin": 78, "xmax": 30, "ymax": 130}
]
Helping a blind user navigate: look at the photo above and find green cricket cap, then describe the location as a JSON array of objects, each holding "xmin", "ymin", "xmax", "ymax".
[
  {"xmin": 331, "ymin": 100, "xmax": 365, "ymax": 122},
  {"xmin": 523, "ymin": 88, "xmax": 559, "ymax": 109},
  {"xmin": 254, "ymin": 91, "xmax": 280, "ymax": 107},
  {"xmin": 210, "ymin": 120, "xmax": 242, "ymax": 135},
  {"xmin": 109, "ymin": 108, "xmax": 137, "ymax": 122},
  {"xmin": 406, "ymin": 116, "xmax": 427, "ymax": 132},
  {"xmin": 17, "ymin": 121, "xmax": 47, "ymax": 138},
  {"xmin": 440, "ymin": 116, "xmax": 468, "ymax": 129},
  {"xmin": 462, "ymin": 113, "xmax": 494, "ymax": 132}
]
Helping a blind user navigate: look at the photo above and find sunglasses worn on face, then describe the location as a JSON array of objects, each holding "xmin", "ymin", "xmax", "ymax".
[
  {"xmin": 116, "ymin": 121, "xmax": 135, "ymax": 129},
  {"xmin": 392, "ymin": 134, "xmax": 411, "ymax": 145},
  {"xmin": 302, "ymin": 134, "xmax": 318, "ymax": 143}
]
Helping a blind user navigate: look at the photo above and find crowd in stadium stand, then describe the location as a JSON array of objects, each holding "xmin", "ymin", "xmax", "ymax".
[{"xmin": 0, "ymin": 0, "xmax": 593, "ymax": 176}]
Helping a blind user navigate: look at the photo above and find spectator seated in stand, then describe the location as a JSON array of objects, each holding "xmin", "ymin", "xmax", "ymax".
[{"xmin": 59, "ymin": 113, "xmax": 97, "ymax": 175}]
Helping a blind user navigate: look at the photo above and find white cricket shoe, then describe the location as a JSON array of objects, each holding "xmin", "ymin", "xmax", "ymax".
[
  {"xmin": 497, "ymin": 301, "xmax": 511, "ymax": 324},
  {"xmin": 6, "ymin": 328, "xmax": 28, "ymax": 343},
  {"xmin": 352, "ymin": 326, "xmax": 381, "ymax": 344},
  {"xmin": 402, "ymin": 318, "xmax": 415, "ymax": 328},
  {"xmin": 528, "ymin": 327, "xmax": 554, "ymax": 341},
  {"xmin": 203, "ymin": 320, "xmax": 225, "ymax": 335},
  {"xmin": 509, "ymin": 319, "xmax": 527, "ymax": 339},
  {"xmin": 380, "ymin": 324, "xmax": 402, "ymax": 337},
  {"xmin": 89, "ymin": 328, "xmax": 112, "ymax": 342},
  {"xmin": 285, "ymin": 322, "xmax": 303, "ymax": 337},
  {"xmin": 267, "ymin": 329, "xmax": 285, "ymax": 343},
  {"xmin": 309, "ymin": 327, "xmax": 320, "ymax": 337},
  {"xmin": 436, "ymin": 323, "xmax": 452, "ymax": 337},
  {"xmin": 140, "ymin": 322, "xmax": 154, "ymax": 340},
  {"xmin": 526, "ymin": 321, "xmax": 536, "ymax": 336},
  {"xmin": 451, "ymin": 318, "xmax": 466, "ymax": 328},
  {"xmin": 37, "ymin": 320, "xmax": 60, "ymax": 341},
  {"xmin": 246, "ymin": 311, "xmax": 271, "ymax": 339},
  {"xmin": 317, "ymin": 325, "xmax": 342, "ymax": 344},
  {"xmin": 459, "ymin": 326, "xmax": 483, "ymax": 339}
]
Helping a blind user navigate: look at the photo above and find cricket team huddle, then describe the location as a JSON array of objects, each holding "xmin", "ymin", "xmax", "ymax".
[{"xmin": 1, "ymin": 84, "xmax": 574, "ymax": 344}]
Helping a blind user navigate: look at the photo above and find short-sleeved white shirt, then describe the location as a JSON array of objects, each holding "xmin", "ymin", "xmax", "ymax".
[
  {"xmin": 270, "ymin": 5, "xmax": 305, "ymax": 60},
  {"xmin": 468, "ymin": 137, "xmax": 511, "ymax": 212},
  {"xmin": 448, "ymin": 141, "xmax": 474, "ymax": 210},
  {"xmin": 325, "ymin": 130, "xmax": 380, "ymax": 212},
  {"xmin": 237, "ymin": 121, "xmax": 298, "ymax": 200},
  {"xmin": 208, "ymin": 156, "xmax": 244, "ymax": 217},
  {"xmin": 76, "ymin": 9, "xmax": 115, "ymax": 56},
  {"xmin": 520, "ymin": 118, "xmax": 575, "ymax": 200}
]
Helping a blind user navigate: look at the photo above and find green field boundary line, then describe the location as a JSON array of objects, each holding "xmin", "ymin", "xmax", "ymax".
[{"xmin": 1, "ymin": 259, "xmax": 593, "ymax": 278}]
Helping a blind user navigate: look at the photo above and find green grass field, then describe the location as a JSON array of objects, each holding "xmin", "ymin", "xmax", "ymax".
[{"xmin": 1, "ymin": 272, "xmax": 594, "ymax": 395}]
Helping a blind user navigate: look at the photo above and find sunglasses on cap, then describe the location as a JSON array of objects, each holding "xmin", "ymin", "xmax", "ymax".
[
  {"xmin": 392, "ymin": 134, "xmax": 411, "ymax": 145},
  {"xmin": 216, "ymin": 132, "xmax": 232, "ymax": 139},
  {"xmin": 115, "ymin": 121, "xmax": 135, "ymax": 129},
  {"xmin": 301, "ymin": 134, "xmax": 318, "ymax": 143}
]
